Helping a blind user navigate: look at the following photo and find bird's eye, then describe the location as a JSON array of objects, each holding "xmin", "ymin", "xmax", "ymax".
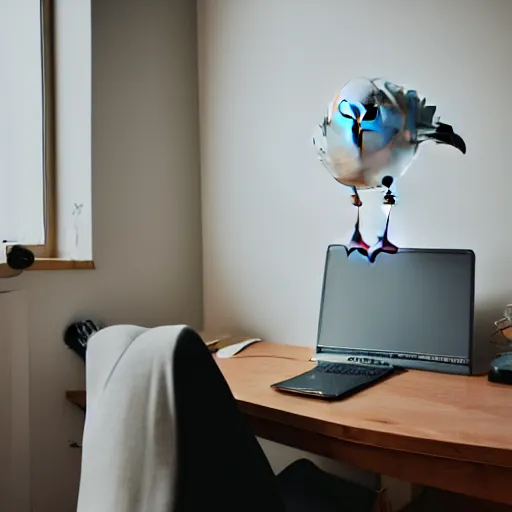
[{"xmin": 362, "ymin": 105, "xmax": 378, "ymax": 121}]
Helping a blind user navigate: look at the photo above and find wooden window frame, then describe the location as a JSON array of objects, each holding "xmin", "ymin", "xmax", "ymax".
[
  {"xmin": 5, "ymin": 0, "xmax": 94, "ymax": 272},
  {"xmin": 16, "ymin": 0, "xmax": 57, "ymax": 259}
]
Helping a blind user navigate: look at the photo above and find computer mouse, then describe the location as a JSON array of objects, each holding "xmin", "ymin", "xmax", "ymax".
[
  {"xmin": 488, "ymin": 353, "xmax": 512, "ymax": 385},
  {"xmin": 216, "ymin": 338, "xmax": 261, "ymax": 358}
]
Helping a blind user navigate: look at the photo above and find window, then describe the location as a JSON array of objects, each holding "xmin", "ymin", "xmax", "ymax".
[{"xmin": 0, "ymin": 0, "xmax": 56, "ymax": 258}]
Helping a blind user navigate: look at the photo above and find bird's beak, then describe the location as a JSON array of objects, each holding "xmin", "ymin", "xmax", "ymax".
[{"xmin": 426, "ymin": 122, "xmax": 466, "ymax": 154}]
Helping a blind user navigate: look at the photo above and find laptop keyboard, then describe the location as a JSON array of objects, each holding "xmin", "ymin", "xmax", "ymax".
[{"xmin": 317, "ymin": 362, "xmax": 389, "ymax": 378}]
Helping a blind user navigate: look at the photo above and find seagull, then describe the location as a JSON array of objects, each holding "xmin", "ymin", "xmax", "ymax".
[{"xmin": 314, "ymin": 79, "xmax": 466, "ymax": 262}]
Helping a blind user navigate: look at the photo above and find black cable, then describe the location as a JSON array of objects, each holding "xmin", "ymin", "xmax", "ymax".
[{"xmin": 226, "ymin": 355, "xmax": 308, "ymax": 362}]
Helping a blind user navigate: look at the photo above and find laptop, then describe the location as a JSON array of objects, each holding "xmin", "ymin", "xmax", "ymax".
[{"xmin": 271, "ymin": 245, "xmax": 475, "ymax": 400}]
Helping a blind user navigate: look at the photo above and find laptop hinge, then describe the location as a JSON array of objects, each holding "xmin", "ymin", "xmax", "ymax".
[{"xmin": 312, "ymin": 353, "xmax": 392, "ymax": 367}]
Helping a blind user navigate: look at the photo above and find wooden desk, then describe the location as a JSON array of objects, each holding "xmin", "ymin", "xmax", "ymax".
[{"xmin": 67, "ymin": 342, "xmax": 512, "ymax": 505}]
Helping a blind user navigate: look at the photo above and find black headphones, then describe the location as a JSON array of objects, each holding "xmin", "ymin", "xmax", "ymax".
[{"xmin": 7, "ymin": 245, "xmax": 35, "ymax": 270}]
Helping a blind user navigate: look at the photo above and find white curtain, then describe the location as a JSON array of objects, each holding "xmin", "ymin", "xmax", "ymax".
[{"xmin": 0, "ymin": 0, "xmax": 45, "ymax": 245}]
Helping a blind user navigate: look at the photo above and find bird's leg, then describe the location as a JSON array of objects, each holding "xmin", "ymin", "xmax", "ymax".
[
  {"xmin": 369, "ymin": 177, "xmax": 399, "ymax": 263},
  {"xmin": 347, "ymin": 188, "xmax": 370, "ymax": 257}
]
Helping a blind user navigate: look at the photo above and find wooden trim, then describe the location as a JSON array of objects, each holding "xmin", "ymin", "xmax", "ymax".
[
  {"xmin": 23, "ymin": 0, "xmax": 57, "ymax": 259},
  {"xmin": 28, "ymin": 259, "xmax": 95, "ymax": 271},
  {"xmin": 41, "ymin": 0, "xmax": 57, "ymax": 258}
]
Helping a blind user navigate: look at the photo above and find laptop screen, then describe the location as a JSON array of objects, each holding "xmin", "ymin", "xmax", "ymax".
[{"xmin": 317, "ymin": 246, "xmax": 475, "ymax": 370}]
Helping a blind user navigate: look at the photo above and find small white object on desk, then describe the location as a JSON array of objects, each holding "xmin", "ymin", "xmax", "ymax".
[{"xmin": 216, "ymin": 338, "xmax": 262, "ymax": 358}]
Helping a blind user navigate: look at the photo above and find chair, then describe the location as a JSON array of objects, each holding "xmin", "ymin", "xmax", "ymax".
[{"xmin": 76, "ymin": 325, "xmax": 380, "ymax": 511}]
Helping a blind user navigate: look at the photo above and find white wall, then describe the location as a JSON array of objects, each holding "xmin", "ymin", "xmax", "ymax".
[
  {"xmin": 0, "ymin": 291, "xmax": 30, "ymax": 512},
  {"xmin": 199, "ymin": 0, "xmax": 512, "ymax": 479},
  {"xmin": 0, "ymin": 0, "xmax": 202, "ymax": 510},
  {"xmin": 54, "ymin": 0, "xmax": 93, "ymax": 260}
]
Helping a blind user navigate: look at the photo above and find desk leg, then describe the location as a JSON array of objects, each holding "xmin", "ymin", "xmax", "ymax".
[{"xmin": 381, "ymin": 476, "xmax": 422, "ymax": 511}]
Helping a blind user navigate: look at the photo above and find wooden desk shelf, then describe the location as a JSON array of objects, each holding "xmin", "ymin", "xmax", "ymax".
[{"xmin": 66, "ymin": 390, "xmax": 86, "ymax": 410}]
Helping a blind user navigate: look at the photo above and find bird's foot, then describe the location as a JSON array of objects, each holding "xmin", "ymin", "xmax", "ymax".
[
  {"xmin": 383, "ymin": 190, "xmax": 396, "ymax": 206},
  {"xmin": 368, "ymin": 235, "xmax": 398, "ymax": 263},
  {"xmin": 367, "ymin": 180, "xmax": 398, "ymax": 263},
  {"xmin": 351, "ymin": 193, "xmax": 363, "ymax": 207},
  {"xmin": 347, "ymin": 225, "xmax": 370, "ymax": 257}
]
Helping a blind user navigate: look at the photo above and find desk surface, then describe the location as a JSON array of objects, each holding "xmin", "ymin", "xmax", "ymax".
[
  {"xmin": 67, "ymin": 341, "xmax": 512, "ymax": 503},
  {"xmin": 215, "ymin": 342, "xmax": 512, "ymax": 469}
]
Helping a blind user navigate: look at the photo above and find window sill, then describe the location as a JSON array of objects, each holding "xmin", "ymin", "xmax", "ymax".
[{"xmin": 27, "ymin": 259, "xmax": 95, "ymax": 271}]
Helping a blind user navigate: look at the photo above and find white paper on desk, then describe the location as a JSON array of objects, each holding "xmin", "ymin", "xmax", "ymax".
[{"xmin": 216, "ymin": 338, "xmax": 262, "ymax": 358}]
